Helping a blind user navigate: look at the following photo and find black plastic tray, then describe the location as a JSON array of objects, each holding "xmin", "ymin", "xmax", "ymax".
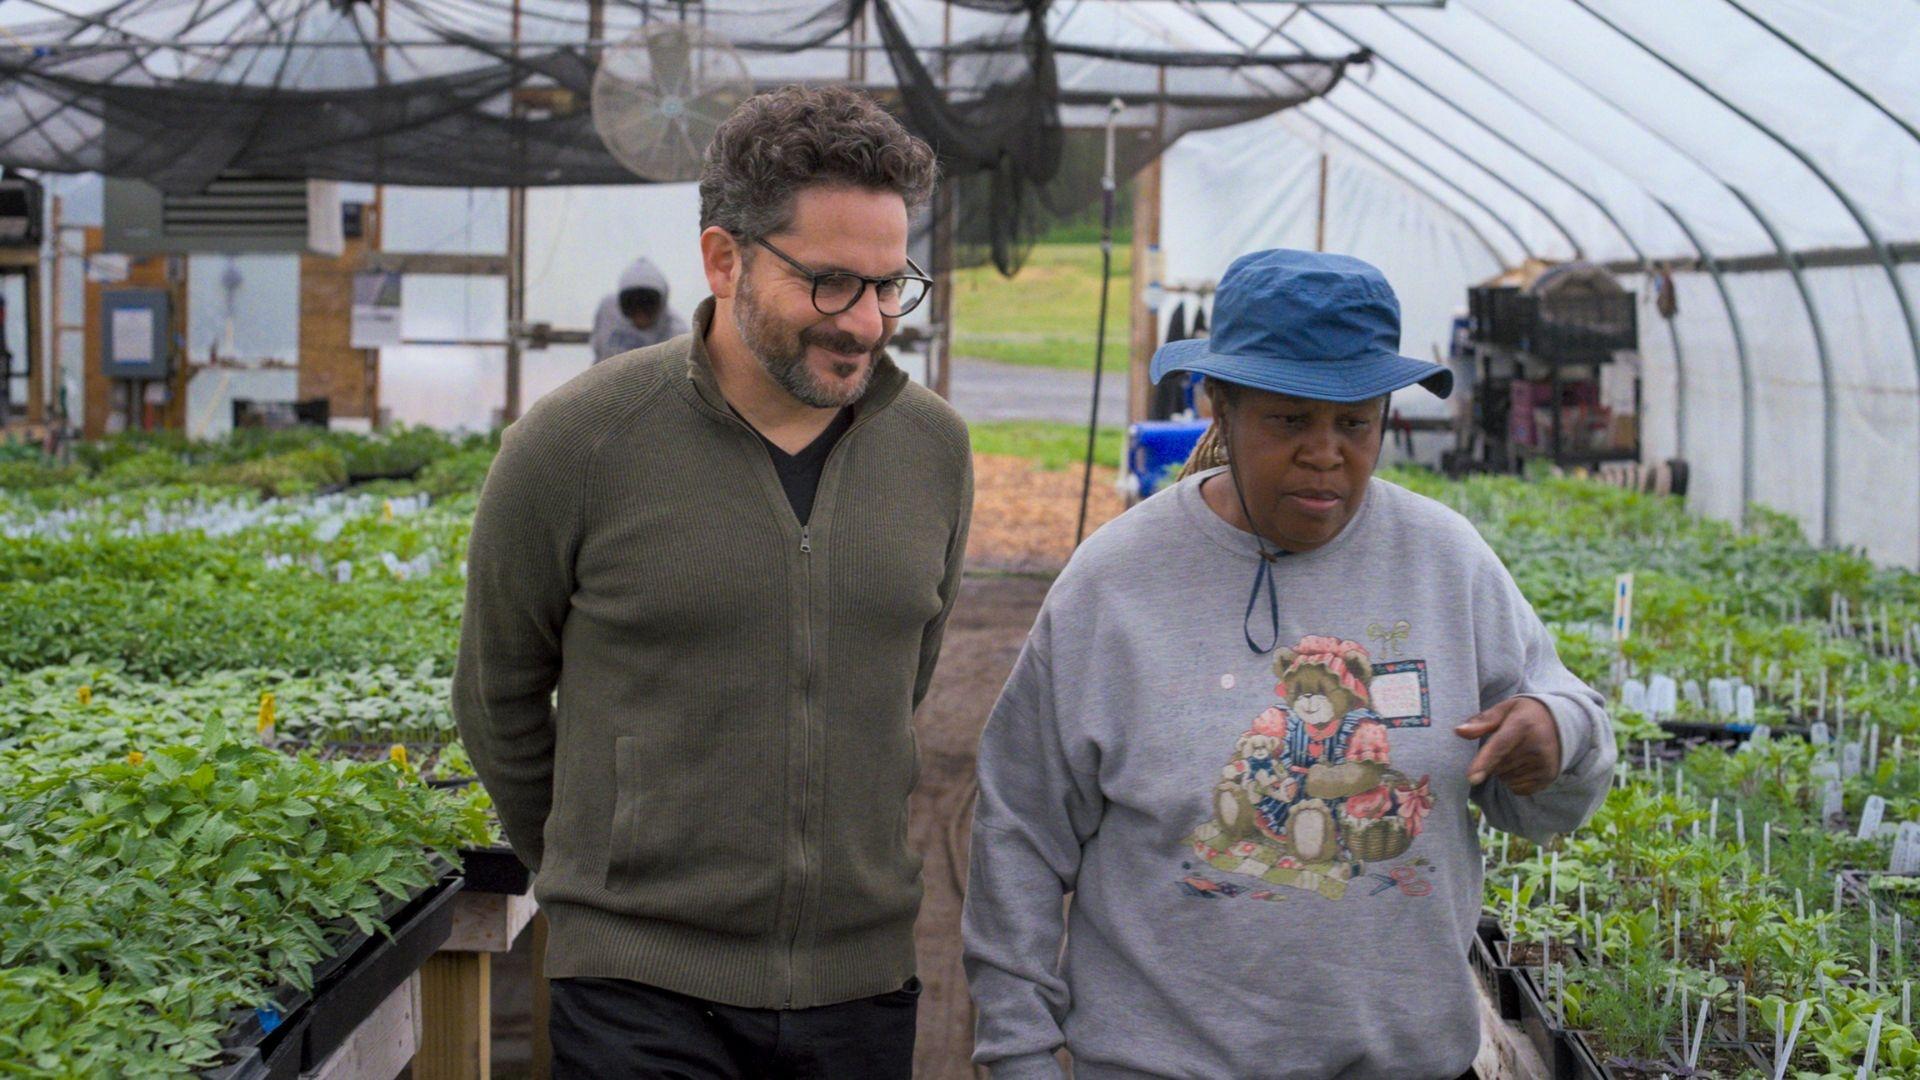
[
  {"xmin": 459, "ymin": 842, "xmax": 533, "ymax": 895},
  {"xmin": 300, "ymin": 874, "xmax": 464, "ymax": 1070},
  {"xmin": 213, "ymin": 976, "xmax": 310, "ymax": 1058},
  {"xmin": 198, "ymin": 1048, "xmax": 265, "ymax": 1080},
  {"xmin": 1519, "ymin": 965, "xmax": 1770, "ymax": 1078},
  {"xmin": 1470, "ymin": 915, "xmax": 1521, "ymax": 1021},
  {"xmin": 1515, "ymin": 965, "xmax": 1597, "ymax": 1079},
  {"xmin": 254, "ymin": 1006, "xmax": 309, "ymax": 1080},
  {"xmin": 301, "ymin": 851, "xmax": 458, "ymax": 991}
]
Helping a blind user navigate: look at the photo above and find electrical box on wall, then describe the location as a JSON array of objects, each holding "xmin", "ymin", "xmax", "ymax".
[
  {"xmin": 100, "ymin": 288, "xmax": 171, "ymax": 380},
  {"xmin": 0, "ymin": 175, "xmax": 43, "ymax": 247},
  {"xmin": 103, "ymin": 174, "xmax": 344, "ymax": 255}
]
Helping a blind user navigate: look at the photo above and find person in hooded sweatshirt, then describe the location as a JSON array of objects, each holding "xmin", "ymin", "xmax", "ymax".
[{"xmin": 590, "ymin": 256, "xmax": 689, "ymax": 363}]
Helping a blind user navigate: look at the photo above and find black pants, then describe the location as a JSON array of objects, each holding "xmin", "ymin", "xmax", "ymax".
[{"xmin": 548, "ymin": 976, "xmax": 920, "ymax": 1080}]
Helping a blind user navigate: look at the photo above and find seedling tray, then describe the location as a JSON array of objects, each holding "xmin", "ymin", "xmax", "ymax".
[
  {"xmin": 198, "ymin": 1047, "xmax": 266, "ymax": 1080},
  {"xmin": 1470, "ymin": 915, "xmax": 1521, "ymax": 1021},
  {"xmin": 1519, "ymin": 966, "xmax": 1770, "ymax": 1079},
  {"xmin": 1515, "ymin": 965, "xmax": 1598, "ymax": 1079},
  {"xmin": 253, "ymin": 1005, "xmax": 309, "ymax": 1080},
  {"xmin": 1576, "ymin": 1030, "xmax": 1769, "ymax": 1079},
  {"xmin": 303, "ymin": 852, "xmax": 457, "ymax": 991},
  {"xmin": 458, "ymin": 842, "xmax": 532, "ymax": 895},
  {"xmin": 300, "ymin": 874, "xmax": 463, "ymax": 1070},
  {"xmin": 216, "ymin": 981, "xmax": 309, "ymax": 1054}
]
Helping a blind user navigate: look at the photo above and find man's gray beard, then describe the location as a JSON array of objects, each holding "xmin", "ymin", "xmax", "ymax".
[{"xmin": 733, "ymin": 274, "xmax": 876, "ymax": 409}]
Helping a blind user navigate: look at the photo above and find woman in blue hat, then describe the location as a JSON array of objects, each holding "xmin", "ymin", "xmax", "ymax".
[{"xmin": 963, "ymin": 249, "xmax": 1616, "ymax": 1079}]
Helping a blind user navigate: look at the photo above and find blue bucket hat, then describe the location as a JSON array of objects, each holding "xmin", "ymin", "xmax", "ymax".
[{"xmin": 1151, "ymin": 249, "xmax": 1452, "ymax": 402}]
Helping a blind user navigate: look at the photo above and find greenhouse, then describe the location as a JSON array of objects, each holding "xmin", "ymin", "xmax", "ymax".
[{"xmin": 0, "ymin": 1, "xmax": 1918, "ymax": 1078}]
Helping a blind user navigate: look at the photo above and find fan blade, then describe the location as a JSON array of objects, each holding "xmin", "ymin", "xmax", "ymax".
[{"xmin": 645, "ymin": 27, "xmax": 693, "ymax": 97}]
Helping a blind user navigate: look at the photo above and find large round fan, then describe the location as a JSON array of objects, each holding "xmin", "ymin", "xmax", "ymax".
[{"xmin": 591, "ymin": 22, "xmax": 754, "ymax": 183}]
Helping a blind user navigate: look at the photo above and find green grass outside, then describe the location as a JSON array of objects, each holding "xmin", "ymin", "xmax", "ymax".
[
  {"xmin": 953, "ymin": 242, "xmax": 1131, "ymax": 371},
  {"xmin": 969, "ymin": 420, "xmax": 1124, "ymax": 472}
]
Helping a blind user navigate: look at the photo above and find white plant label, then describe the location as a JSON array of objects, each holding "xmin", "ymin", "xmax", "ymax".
[
  {"xmin": 1710, "ymin": 678, "xmax": 1735, "ymax": 717},
  {"xmin": 1860, "ymin": 796, "xmax": 1888, "ymax": 841},
  {"xmin": 1650, "ymin": 674, "xmax": 1678, "ymax": 720},
  {"xmin": 1896, "ymin": 824, "xmax": 1920, "ymax": 875},
  {"xmin": 1822, "ymin": 781, "xmax": 1846, "ymax": 827},
  {"xmin": 1621, "ymin": 679, "xmax": 1648, "ymax": 715}
]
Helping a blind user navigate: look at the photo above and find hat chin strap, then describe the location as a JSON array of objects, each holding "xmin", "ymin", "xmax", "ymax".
[{"xmin": 1222, "ymin": 418, "xmax": 1286, "ymax": 655}]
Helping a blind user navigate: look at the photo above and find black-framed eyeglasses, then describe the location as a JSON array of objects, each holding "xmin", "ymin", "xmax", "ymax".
[{"xmin": 751, "ymin": 236, "xmax": 933, "ymax": 318}]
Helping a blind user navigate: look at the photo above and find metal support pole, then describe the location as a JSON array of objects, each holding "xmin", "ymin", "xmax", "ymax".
[
  {"xmin": 506, "ymin": 187, "xmax": 526, "ymax": 424},
  {"xmin": 504, "ymin": 0, "xmax": 526, "ymax": 424},
  {"xmin": 1315, "ymin": 148, "xmax": 1328, "ymax": 253}
]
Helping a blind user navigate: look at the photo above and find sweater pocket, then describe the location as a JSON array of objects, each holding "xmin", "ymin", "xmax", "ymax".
[
  {"xmin": 602, "ymin": 734, "xmax": 782, "ymax": 932},
  {"xmin": 604, "ymin": 734, "xmax": 730, "ymax": 895}
]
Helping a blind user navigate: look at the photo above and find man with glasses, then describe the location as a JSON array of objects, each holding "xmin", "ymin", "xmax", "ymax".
[{"xmin": 454, "ymin": 85, "xmax": 971, "ymax": 1078}]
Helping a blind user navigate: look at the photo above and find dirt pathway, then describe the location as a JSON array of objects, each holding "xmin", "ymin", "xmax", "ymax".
[{"xmin": 910, "ymin": 572, "xmax": 1053, "ymax": 1079}]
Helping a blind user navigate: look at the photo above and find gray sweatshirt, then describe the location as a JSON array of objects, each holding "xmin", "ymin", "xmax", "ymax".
[
  {"xmin": 964, "ymin": 469, "xmax": 1616, "ymax": 1080},
  {"xmin": 590, "ymin": 257, "xmax": 688, "ymax": 363}
]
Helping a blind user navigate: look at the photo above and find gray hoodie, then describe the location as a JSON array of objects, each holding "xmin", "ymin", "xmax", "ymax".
[
  {"xmin": 590, "ymin": 257, "xmax": 688, "ymax": 363},
  {"xmin": 963, "ymin": 470, "xmax": 1616, "ymax": 1079}
]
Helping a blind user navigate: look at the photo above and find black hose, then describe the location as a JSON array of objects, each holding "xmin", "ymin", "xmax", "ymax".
[{"xmin": 1074, "ymin": 182, "xmax": 1118, "ymax": 549}]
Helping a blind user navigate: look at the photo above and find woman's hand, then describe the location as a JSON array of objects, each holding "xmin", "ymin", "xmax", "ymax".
[{"xmin": 1454, "ymin": 697, "xmax": 1562, "ymax": 796}]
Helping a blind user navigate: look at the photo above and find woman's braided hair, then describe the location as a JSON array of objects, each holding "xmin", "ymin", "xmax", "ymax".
[{"xmin": 1176, "ymin": 378, "xmax": 1239, "ymax": 480}]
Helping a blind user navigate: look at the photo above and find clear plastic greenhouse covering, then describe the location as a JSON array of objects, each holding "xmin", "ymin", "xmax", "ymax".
[
  {"xmin": 4, "ymin": 0, "xmax": 1917, "ymax": 569},
  {"xmin": 0, "ymin": 0, "xmax": 1360, "ymax": 272},
  {"xmin": 1131, "ymin": 0, "xmax": 1920, "ymax": 571}
]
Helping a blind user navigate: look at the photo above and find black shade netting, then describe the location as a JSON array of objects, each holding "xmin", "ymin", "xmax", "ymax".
[{"xmin": 0, "ymin": 0, "xmax": 1358, "ymax": 274}]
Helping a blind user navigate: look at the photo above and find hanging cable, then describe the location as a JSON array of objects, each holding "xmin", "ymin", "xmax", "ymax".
[{"xmin": 1075, "ymin": 96, "xmax": 1124, "ymax": 549}]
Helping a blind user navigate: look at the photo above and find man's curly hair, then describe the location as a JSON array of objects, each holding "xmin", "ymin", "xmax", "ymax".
[{"xmin": 699, "ymin": 84, "xmax": 938, "ymax": 240}]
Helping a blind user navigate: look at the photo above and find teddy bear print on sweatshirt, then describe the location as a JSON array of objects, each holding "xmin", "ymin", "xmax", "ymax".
[{"xmin": 1183, "ymin": 635, "xmax": 1435, "ymax": 902}]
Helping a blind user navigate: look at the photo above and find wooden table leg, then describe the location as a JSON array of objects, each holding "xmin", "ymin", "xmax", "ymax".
[
  {"xmin": 530, "ymin": 911, "xmax": 551, "ymax": 1080},
  {"xmin": 417, "ymin": 951, "xmax": 491, "ymax": 1080}
]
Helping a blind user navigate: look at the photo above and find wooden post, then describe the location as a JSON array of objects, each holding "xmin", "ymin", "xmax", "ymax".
[
  {"xmin": 80, "ymin": 227, "xmax": 102, "ymax": 439},
  {"xmin": 928, "ymin": 0, "xmax": 954, "ymax": 400},
  {"xmin": 164, "ymin": 255, "xmax": 190, "ymax": 431},
  {"xmin": 420, "ymin": 888, "xmax": 537, "ymax": 1080},
  {"xmin": 529, "ymin": 911, "xmax": 551, "ymax": 1080},
  {"xmin": 418, "ymin": 953, "xmax": 491, "ymax": 1080},
  {"xmin": 21, "ymin": 250, "xmax": 43, "ymax": 425},
  {"xmin": 929, "ymin": 187, "xmax": 955, "ymax": 400},
  {"xmin": 46, "ymin": 195, "xmax": 67, "ymax": 429},
  {"xmin": 1126, "ymin": 155, "xmax": 1161, "ymax": 427}
]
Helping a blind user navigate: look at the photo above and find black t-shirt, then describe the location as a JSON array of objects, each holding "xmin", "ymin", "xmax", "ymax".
[{"xmin": 740, "ymin": 406, "xmax": 856, "ymax": 526}]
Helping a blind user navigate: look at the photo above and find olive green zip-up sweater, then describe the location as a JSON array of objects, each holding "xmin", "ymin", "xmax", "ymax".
[{"xmin": 452, "ymin": 298, "xmax": 973, "ymax": 1009}]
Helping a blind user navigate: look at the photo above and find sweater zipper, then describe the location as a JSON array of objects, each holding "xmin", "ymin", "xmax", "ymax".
[
  {"xmin": 787, "ymin": 522, "xmax": 812, "ymax": 1008},
  {"xmin": 696, "ymin": 391, "xmax": 893, "ymax": 1010}
]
